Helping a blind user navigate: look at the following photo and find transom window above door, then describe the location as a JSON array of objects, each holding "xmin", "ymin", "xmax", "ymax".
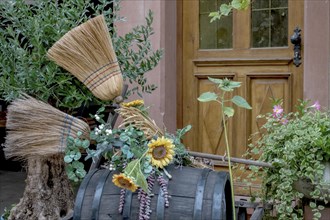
[{"xmin": 199, "ymin": 0, "xmax": 288, "ymax": 49}]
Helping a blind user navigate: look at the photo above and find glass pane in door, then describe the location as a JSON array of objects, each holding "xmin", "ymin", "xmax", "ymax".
[
  {"xmin": 251, "ymin": 0, "xmax": 288, "ymax": 48},
  {"xmin": 199, "ymin": 0, "xmax": 232, "ymax": 49}
]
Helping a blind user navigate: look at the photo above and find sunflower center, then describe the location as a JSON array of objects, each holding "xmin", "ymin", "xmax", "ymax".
[
  {"xmin": 118, "ymin": 177, "xmax": 131, "ymax": 188},
  {"xmin": 152, "ymin": 145, "xmax": 167, "ymax": 159}
]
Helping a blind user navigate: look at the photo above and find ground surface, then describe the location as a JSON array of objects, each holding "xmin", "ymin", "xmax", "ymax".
[{"xmin": 0, "ymin": 170, "xmax": 26, "ymax": 214}]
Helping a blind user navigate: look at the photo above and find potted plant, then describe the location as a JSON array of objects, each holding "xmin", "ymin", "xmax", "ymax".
[{"xmin": 247, "ymin": 99, "xmax": 330, "ymax": 220}]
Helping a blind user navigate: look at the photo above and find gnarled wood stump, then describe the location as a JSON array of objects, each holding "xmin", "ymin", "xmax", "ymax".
[{"xmin": 9, "ymin": 155, "xmax": 73, "ymax": 220}]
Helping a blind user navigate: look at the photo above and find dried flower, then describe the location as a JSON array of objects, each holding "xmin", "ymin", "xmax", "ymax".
[
  {"xmin": 112, "ymin": 173, "xmax": 138, "ymax": 192},
  {"xmin": 148, "ymin": 137, "xmax": 175, "ymax": 168},
  {"xmin": 121, "ymin": 99, "xmax": 144, "ymax": 108}
]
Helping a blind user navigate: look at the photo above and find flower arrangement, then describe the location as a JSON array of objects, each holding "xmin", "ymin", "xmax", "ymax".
[
  {"xmin": 64, "ymin": 99, "xmax": 194, "ymax": 218},
  {"xmin": 247, "ymin": 99, "xmax": 330, "ymax": 220}
]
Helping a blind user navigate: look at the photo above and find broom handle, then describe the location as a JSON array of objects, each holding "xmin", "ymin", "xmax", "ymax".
[
  {"xmin": 108, "ymin": 84, "xmax": 128, "ymax": 128},
  {"xmin": 188, "ymin": 151, "xmax": 272, "ymax": 168}
]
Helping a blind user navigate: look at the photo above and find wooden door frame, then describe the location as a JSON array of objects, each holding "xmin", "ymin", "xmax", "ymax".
[{"xmin": 176, "ymin": 0, "xmax": 184, "ymax": 129}]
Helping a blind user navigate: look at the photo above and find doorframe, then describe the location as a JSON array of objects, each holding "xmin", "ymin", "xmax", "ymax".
[{"xmin": 176, "ymin": 0, "xmax": 183, "ymax": 129}]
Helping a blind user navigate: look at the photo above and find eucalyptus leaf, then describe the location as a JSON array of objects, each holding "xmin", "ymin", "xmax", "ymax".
[
  {"xmin": 64, "ymin": 155, "xmax": 73, "ymax": 163},
  {"xmin": 74, "ymin": 139, "xmax": 82, "ymax": 147},
  {"xmin": 73, "ymin": 151, "xmax": 82, "ymax": 161},
  {"xmin": 81, "ymin": 140, "xmax": 90, "ymax": 149}
]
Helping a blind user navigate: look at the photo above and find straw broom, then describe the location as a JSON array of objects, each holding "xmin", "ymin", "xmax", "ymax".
[
  {"xmin": 4, "ymin": 94, "xmax": 90, "ymax": 159},
  {"xmin": 47, "ymin": 14, "xmax": 123, "ymax": 102}
]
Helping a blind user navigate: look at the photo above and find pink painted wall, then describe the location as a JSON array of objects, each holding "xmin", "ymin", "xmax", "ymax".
[
  {"xmin": 304, "ymin": 0, "xmax": 330, "ymax": 108},
  {"xmin": 116, "ymin": 0, "xmax": 177, "ymax": 133}
]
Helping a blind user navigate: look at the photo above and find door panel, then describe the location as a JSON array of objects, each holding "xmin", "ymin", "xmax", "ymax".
[{"xmin": 179, "ymin": 0, "xmax": 304, "ymax": 191}]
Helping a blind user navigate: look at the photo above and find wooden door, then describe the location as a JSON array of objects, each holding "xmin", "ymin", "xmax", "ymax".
[{"xmin": 178, "ymin": 1, "xmax": 304, "ymax": 163}]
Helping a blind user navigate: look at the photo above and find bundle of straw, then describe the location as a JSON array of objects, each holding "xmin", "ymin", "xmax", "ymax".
[
  {"xmin": 4, "ymin": 95, "xmax": 90, "ymax": 159},
  {"xmin": 47, "ymin": 15, "xmax": 123, "ymax": 101},
  {"xmin": 116, "ymin": 106, "xmax": 164, "ymax": 140}
]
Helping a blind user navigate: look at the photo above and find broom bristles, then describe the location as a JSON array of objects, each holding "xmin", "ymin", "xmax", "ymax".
[
  {"xmin": 47, "ymin": 15, "xmax": 123, "ymax": 101},
  {"xmin": 4, "ymin": 95, "xmax": 90, "ymax": 160},
  {"xmin": 116, "ymin": 106, "xmax": 164, "ymax": 139}
]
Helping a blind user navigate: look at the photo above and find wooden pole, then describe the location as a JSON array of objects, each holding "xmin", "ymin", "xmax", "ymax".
[{"xmin": 188, "ymin": 151, "xmax": 273, "ymax": 168}]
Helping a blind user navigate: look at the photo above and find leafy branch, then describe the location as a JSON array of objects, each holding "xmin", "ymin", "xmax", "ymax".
[{"xmin": 209, "ymin": 0, "xmax": 251, "ymax": 22}]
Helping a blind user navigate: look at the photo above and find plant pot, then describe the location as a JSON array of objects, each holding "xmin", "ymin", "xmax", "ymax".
[{"xmin": 293, "ymin": 161, "xmax": 330, "ymax": 200}]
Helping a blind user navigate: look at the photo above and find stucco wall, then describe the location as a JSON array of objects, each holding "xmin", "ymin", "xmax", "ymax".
[
  {"xmin": 117, "ymin": 0, "xmax": 177, "ymax": 132},
  {"xmin": 304, "ymin": 0, "xmax": 330, "ymax": 108}
]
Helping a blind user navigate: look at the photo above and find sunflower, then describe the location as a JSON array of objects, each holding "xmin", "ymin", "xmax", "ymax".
[
  {"xmin": 121, "ymin": 99, "xmax": 144, "ymax": 108},
  {"xmin": 148, "ymin": 136, "xmax": 175, "ymax": 168},
  {"xmin": 112, "ymin": 173, "xmax": 138, "ymax": 192}
]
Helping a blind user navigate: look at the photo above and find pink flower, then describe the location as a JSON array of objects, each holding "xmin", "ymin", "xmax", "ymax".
[
  {"xmin": 280, "ymin": 118, "xmax": 288, "ymax": 125},
  {"xmin": 273, "ymin": 105, "xmax": 284, "ymax": 118},
  {"xmin": 311, "ymin": 101, "xmax": 321, "ymax": 110}
]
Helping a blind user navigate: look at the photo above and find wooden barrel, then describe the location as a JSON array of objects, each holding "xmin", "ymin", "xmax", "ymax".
[{"xmin": 73, "ymin": 166, "xmax": 233, "ymax": 220}]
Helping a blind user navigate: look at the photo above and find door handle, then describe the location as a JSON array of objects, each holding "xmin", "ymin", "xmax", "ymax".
[{"xmin": 290, "ymin": 27, "xmax": 302, "ymax": 67}]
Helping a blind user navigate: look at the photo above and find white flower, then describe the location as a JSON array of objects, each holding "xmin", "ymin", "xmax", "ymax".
[
  {"xmin": 106, "ymin": 129, "xmax": 112, "ymax": 135},
  {"xmin": 99, "ymin": 124, "xmax": 105, "ymax": 130},
  {"xmin": 95, "ymin": 114, "xmax": 100, "ymax": 121}
]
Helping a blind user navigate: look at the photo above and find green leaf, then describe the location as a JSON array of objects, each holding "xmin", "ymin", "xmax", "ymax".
[
  {"xmin": 74, "ymin": 139, "xmax": 82, "ymax": 147},
  {"xmin": 64, "ymin": 155, "xmax": 73, "ymax": 163},
  {"xmin": 208, "ymin": 77, "xmax": 223, "ymax": 84},
  {"xmin": 219, "ymin": 4, "xmax": 232, "ymax": 16},
  {"xmin": 231, "ymin": 96, "xmax": 252, "ymax": 109},
  {"xmin": 81, "ymin": 140, "xmax": 90, "ymax": 149},
  {"xmin": 224, "ymin": 106, "xmax": 235, "ymax": 117},
  {"xmin": 73, "ymin": 151, "xmax": 81, "ymax": 161},
  {"xmin": 198, "ymin": 92, "xmax": 218, "ymax": 102},
  {"xmin": 228, "ymin": 81, "xmax": 241, "ymax": 89},
  {"xmin": 124, "ymin": 159, "xmax": 149, "ymax": 193},
  {"xmin": 232, "ymin": 0, "xmax": 251, "ymax": 10},
  {"xmin": 75, "ymin": 169, "xmax": 87, "ymax": 179},
  {"xmin": 310, "ymin": 201, "xmax": 317, "ymax": 209},
  {"xmin": 209, "ymin": 12, "xmax": 221, "ymax": 23}
]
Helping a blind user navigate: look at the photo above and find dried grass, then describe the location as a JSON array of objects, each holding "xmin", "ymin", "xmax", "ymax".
[
  {"xmin": 47, "ymin": 15, "xmax": 123, "ymax": 101},
  {"xmin": 4, "ymin": 95, "xmax": 90, "ymax": 160},
  {"xmin": 116, "ymin": 106, "xmax": 164, "ymax": 139}
]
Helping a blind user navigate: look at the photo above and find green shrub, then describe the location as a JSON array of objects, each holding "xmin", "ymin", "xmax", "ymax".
[{"xmin": 0, "ymin": 0, "xmax": 162, "ymax": 112}]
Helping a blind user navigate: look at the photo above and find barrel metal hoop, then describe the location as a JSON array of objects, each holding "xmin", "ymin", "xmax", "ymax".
[
  {"xmin": 122, "ymin": 190, "xmax": 133, "ymax": 220},
  {"xmin": 212, "ymin": 172, "xmax": 229, "ymax": 219},
  {"xmin": 91, "ymin": 169, "xmax": 112, "ymax": 220},
  {"xmin": 193, "ymin": 168, "xmax": 211, "ymax": 220},
  {"xmin": 156, "ymin": 180, "xmax": 166, "ymax": 220},
  {"xmin": 73, "ymin": 169, "xmax": 99, "ymax": 220}
]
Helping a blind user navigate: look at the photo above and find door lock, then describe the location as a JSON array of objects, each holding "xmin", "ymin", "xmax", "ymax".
[{"xmin": 290, "ymin": 27, "xmax": 302, "ymax": 67}]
